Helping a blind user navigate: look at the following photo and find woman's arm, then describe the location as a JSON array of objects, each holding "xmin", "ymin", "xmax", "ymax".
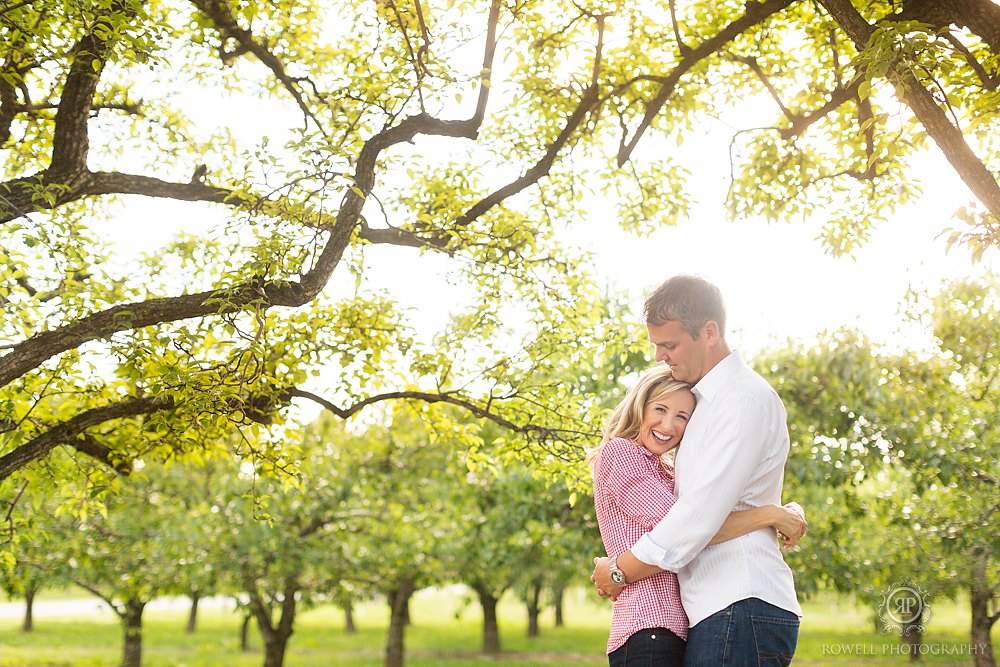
[{"xmin": 709, "ymin": 502, "xmax": 808, "ymax": 547}]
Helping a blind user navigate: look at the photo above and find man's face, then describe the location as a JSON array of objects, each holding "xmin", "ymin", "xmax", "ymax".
[{"xmin": 646, "ymin": 319, "xmax": 709, "ymax": 384}]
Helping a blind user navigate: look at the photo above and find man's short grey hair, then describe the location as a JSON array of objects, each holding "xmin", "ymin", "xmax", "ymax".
[{"xmin": 643, "ymin": 274, "xmax": 726, "ymax": 339}]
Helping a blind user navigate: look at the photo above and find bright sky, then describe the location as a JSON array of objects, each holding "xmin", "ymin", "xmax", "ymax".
[
  {"xmin": 577, "ymin": 151, "xmax": 995, "ymax": 355},
  {"xmin": 356, "ymin": 139, "xmax": 996, "ymax": 360},
  {"xmin": 565, "ymin": 97, "xmax": 997, "ymax": 356}
]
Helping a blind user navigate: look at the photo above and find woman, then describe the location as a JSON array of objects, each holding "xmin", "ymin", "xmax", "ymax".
[{"xmin": 590, "ymin": 366, "xmax": 806, "ymax": 667}]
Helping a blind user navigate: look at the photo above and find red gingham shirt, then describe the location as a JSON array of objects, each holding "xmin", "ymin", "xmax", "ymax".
[{"xmin": 594, "ymin": 437, "xmax": 689, "ymax": 653}]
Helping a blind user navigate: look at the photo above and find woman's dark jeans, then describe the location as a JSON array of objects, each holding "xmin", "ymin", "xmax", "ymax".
[{"xmin": 608, "ymin": 627, "xmax": 686, "ymax": 667}]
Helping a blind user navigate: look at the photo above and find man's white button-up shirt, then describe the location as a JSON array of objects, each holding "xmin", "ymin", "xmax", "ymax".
[{"xmin": 631, "ymin": 352, "xmax": 802, "ymax": 626}]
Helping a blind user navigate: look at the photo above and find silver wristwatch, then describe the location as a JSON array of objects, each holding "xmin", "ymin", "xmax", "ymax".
[{"xmin": 609, "ymin": 556, "xmax": 626, "ymax": 585}]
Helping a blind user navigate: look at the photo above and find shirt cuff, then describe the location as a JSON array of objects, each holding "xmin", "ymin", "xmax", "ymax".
[{"xmin": 632, "ymin": 533, "xmax": 672, "ymax": 570}]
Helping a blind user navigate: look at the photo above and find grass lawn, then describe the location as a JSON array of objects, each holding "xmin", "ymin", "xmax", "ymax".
[{"xmin": 0, "ymin": 588, "xmax": 996, "ymax": 666}]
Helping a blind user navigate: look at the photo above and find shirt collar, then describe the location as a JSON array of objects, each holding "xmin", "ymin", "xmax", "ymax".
[
  {"xmin": 692, "ymin": 351, "xmax": 742, "ymax": 401},
  {"xmin": 634, "ymin": 440, "xmax": 659, "ymax": 460}
]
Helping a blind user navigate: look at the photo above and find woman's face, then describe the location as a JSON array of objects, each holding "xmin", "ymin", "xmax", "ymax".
[{"xmin": 637, "ymin": 388, "xmax": 695, "ymax": 456}]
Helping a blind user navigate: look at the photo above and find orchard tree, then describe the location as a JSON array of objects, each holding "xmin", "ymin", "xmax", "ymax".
[
  {"xmin": 152, "ymin": 456, "xmax": 228, "ymax": 634},
  {"xmin": 763, "ymin": 276, "xmax": 999, "ymax": 664},
  {"xmin": 884, "ymin": 276, "xmax": 999, "ymax": 667},
  {"xmin": 58, "ymin": 461, "xmax": 195, "ymax": 667},
  {"xmin": 0, "ymin": 475, "xmax": 72, "ymax": 633},
  {"xmin": 3, "ymin": 0, "xmax": 999, "ymax": 495},
  {"xmin": 759, "ymin": 329, "xmax": 895, "ymax": 594},
  {"xmin": 446, "ymin": 464, "xmax": 535, "ymax": 655},
  {"xmin": 334, "ymin": 403, "xmax": 466, "ymax": 667},
  {"xmin": 210, "ymin": 421, "xmax": 369, "ymax": 667},
  {"xmin": 510, "ymin": 478, "xmax": 600, "ymax": 638}
]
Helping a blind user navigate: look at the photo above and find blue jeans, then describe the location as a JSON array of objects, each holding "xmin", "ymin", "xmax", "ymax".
[
  {"xmin": 684, "ymin": 598, "xmax": 799, "ymax": 667},
  {"xmin": 608, "ymin": 627, "xmax": 686, "ymax": 667}
]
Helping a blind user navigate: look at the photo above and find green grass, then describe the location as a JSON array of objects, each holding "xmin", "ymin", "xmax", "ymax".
[{"xmin": 0, "ymin": 588, "xmax": 996, "ymax": 666}]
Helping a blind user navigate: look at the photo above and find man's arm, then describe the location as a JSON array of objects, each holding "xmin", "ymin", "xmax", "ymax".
[
  {"xmin": 591, "ymin": 502, "xmax": 805, "ymax": 597},
  {"xmin": 711, "ymin": 502, "xmax": 807, "ymax": 546}
]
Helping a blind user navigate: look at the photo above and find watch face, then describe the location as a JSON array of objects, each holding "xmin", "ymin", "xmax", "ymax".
[{"xmin": 611, "ymin": 570, "xmax": 625, "ymax": 584}]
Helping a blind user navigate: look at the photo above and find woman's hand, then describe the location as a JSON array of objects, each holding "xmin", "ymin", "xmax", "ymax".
[
  {"xmin": 591, "ymin": 557, "xmax": 624, "ymax": 601},
  {"xmin": 773, "ymin": 501, "xmax": 807, "ymax": 547}
]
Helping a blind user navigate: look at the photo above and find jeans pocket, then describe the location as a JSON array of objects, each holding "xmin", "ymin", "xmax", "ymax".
[
  {"xmin": 687, "ymin": 610, "xmax": 734, "ymax": 666},
  {"xmin": 750, "ymin": 614, "xmax": 799, "ymax": 666}
]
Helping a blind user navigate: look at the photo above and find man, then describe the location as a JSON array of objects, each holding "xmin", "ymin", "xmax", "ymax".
[{"xmin": 591, "ymin": 274, "xmax": 802, "ymax": 666}]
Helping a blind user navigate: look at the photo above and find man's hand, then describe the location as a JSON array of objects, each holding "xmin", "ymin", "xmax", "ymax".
[
  {"xmin": 775, "ymin": 501, "xmax": 808, "ymax": 548},
  {"xmin": 591, "ymin": 556, "xmax": 624, "ymax": 600}
]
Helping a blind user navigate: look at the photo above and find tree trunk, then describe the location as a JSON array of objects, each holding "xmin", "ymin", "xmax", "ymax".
[
  {"xmin": 262, "ymin": 635, "xmax": 290, "ymax": 667},
  {"xmin": 249, "ymin": 579, "xmax": 297, "ymax": 667},
  {"xmin": 186, "ymin": 593, "xmax": 200, "ymax": 633},
  {"xmin": 526, "ymin": 580, "xmax": 542, "ymax": 637},
  {"xmin": 553, "ymin": 586, "xmax": 564, "ymax": 627},
  {"xmin": 344, "ymin": 599, "xmax": 356, "ymax": 634},
  {"xmin": 475, "ymin": 585, "xmax": 501, "ymax": 654},
  {"xmin": 901, "ymin": 613, "xmax": 923, "ymax": 662},
  {"xmin": 121, "ymin": 598, "xmax": 145, "ymax": 667},
  {"xmin": 22, "ymin": 586, "xmax": 36, "ymax": 632},
  {"xmin": 970, "ymin": 554, "xmax": 998, "ymax": 667},
  {"xmin": 385, "ymin": 580, "xmax": 416, "ymax": 667},
  {"xmin": 240, "ymin": 612, "xmax": 253, "ymax": 652}
]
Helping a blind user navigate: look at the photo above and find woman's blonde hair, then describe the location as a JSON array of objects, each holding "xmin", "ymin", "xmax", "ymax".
[{"xmin": 586, "ymin": 365, "xmax": 692, "ymax": 469}]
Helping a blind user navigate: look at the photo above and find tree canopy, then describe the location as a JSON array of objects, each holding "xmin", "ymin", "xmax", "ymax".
[{"xmin": 2, "ymin": 0, "xmax": 998, "ymax": 486}]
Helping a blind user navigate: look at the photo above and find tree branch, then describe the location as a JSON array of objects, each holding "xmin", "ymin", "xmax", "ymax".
[
  {"xmin": 0, "ymin": 110, "xmax": 501, "ymax": 390},
  {"xmin": 246, "ymin": 584, "xmax": 276, "ymax": 637},
  {"xmin": 0, "ymin": 372, "xmax": 593, "ymax": 479},
  {"xmin": 668, "ymin": 0, "xmax": 691, "ymax": 55},
  {"xmin": 616, "ymin": 0, "xmax": 796, "ymax": 165},
  {"xmin": 1, "ymin": 169, "xmax": 327, "ymax": 226},
  {"xmin": 288, "ymin": 387, "xmax": 590, "ymax": 442},
  {"xmin": 0, "ymin": 0, "xmax": 34, "ymax": 16},
  {"xmin": 11, "ymin": 100, "xmax": 144, "ymax": 116},
  {"xmin": 892, "ymin": 0, "xmax": 1000, "ymax": 53},
  {"xmin": 0, "ymin": 396, "xmax": 173, "ymax": 481},
  {"xmin": 298, "ymin": 509, "xmax": 376, "ymax": 539},
  {"xmin": 49, "ymin": 0, "xmax": 139, "ymax": 177},
  {"xmin": 472, "ymin": 0, "xmax": 501, "ymax": 128},
  {"xmin": 779, "ymin": 78, "xmax": 863, "ymax": 139},
  {"xmin": 357, "ymin": 221, "xmax": 449, "ymax": 250},
  {"xmin": 188, "ymin": 0, "xmax": 322, "ymax": 133},
  {"xmin": 454, "ymin": 83, "xmax": 600, "ymax": 228},
  {"xmin": 732, "ymin": 54, "xmax": 796, "ymax": 122},
  {"xmin": 1, "ymin": 480, "xmax": 28, "ymax": 545},
  {"xmin": 72, "ymin": 433, "xmax": 133, "ymax": 476},
  {"xmin": 72, "ymin": 580, "xmax": 123, "ymax": 618},
  {"xmin": 941, "ymin": 32, "xmax": 998, "ymax": 91},
  {"xmin": 818, "ymin": 0, "xmax": 1000, "ymax": 221},
  {"xmin": 277, "ymin": 574, "xmax": 298, "ymax": 638}
]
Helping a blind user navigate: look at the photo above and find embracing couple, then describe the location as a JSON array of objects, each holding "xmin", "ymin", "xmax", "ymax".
[{"xmin": 589, "ymin": 274, "xmax": 806, "ymax": 667}]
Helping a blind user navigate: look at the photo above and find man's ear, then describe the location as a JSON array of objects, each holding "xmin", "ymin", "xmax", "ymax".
[{"xmin": 703, "ymin": 320, "xmax": 721, "ymax": 344}]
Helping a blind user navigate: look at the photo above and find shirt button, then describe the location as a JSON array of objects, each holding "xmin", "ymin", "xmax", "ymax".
[{"xmin": 651, "ymin": 634, "xmax": 657, "ymax": 640}]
